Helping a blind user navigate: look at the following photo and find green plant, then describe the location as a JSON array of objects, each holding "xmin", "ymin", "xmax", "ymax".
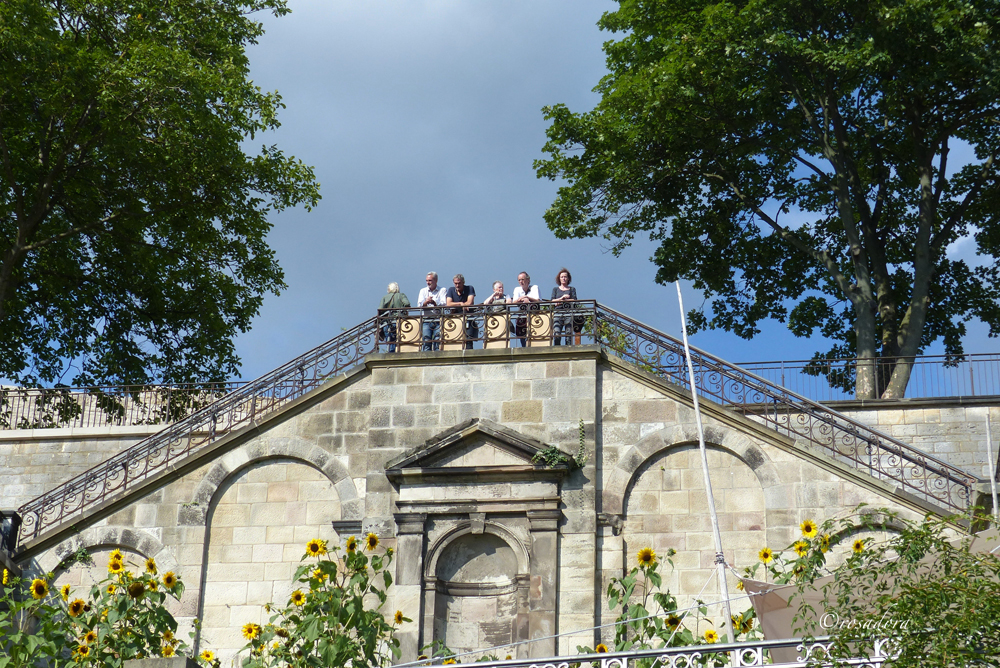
[
  {"xmin": 0, "ymin": 552, "xmax": 210, "ymax": 668},
  {"xmin": 240, "ymin": 535, "xmax": 403, "ymax": 668},
  {"xmin": 531, "ymin": 446, "xmax": 575, "ymax": 469},
  {"xmin": 574, "ymin": 419, "xmax": 589, "ymax": 469}
]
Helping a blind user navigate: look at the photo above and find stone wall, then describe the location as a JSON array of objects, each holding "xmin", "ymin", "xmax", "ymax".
[{"xmin": 4, "ymin": 348, "xmax": 993, "ymax": 664}]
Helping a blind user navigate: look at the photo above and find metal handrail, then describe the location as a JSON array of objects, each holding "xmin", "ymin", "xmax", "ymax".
[
  {"xmin": 15, "ymin": 317, "xmax": 380, "ymax": 545},
  {"xmin": 592, "ymin": 304, "xmax": 978, "ymax": 514},
  {"xmin": 14, "ymin": 302, "xmax": 978, "ymax": 548}
]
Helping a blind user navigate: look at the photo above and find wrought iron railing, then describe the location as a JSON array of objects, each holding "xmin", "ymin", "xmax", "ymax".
[
  {"xmin": 14, "ymin": 302, "xmax": 978, "ymax": 547},
  {"xmin": 15, "ymin": 317, "xmax": 379, "ymax": 546},
  {"xmin": 399, "ymin": 637, "xmax": 894, "ymax": 668},
  {"xmin": 739, "ymin": 353, "xmax": 1000, "ymax": 401},
  {"xmin": 591, "ymin": 304, "xmax": 977, "ymax": 514},
  {"xmin": 0, "ymin": 382, "xmax": 246, "ymax": 430}
]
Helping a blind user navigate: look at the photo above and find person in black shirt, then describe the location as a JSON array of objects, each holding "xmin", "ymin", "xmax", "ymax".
[{"xmin": 446, "ymin": 274, "xmax": 478, "ymax": 349}]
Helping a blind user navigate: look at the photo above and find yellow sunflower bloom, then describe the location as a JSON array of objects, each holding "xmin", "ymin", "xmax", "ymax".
[
  {"xmin": 800, "ymin": 519, "xmax": 818, "ymax": 538},
  {"xmin": 2, "ymin": 568, "xmax": 7, "ymax": 585},
  {"xmin": 595, "ymin": 644, "xmax": 609, "ymax": 653},
  {"xmin": 736, "ymin": 580, "xmax": 745, "ymax": 591},
  {"xmin": 162, "ymin": 630, "xmax": 174, "ymax": 642},
  {"xmin": 758, "ymin": 547, "xmax": 774, "ymax": 564},
  {"xmin": 107, "ymin": 583, "xmax": 117, "ymax": 595},
  {"xmin": 819, "ymin": 534, "xmax": 831, "ymax": 553},
  {"xmin": 83, "ymin": 630, "xmax": 98, "ymax": 644},
  {"xmin": 109, "ymin": 549, "xmax": 123, "ymax": 562},
  {"xmin": 76, "ymin": 645, "xmax": 91, "ymax": 658},
  {"xmin": 305, "ymin": 539, "xmax": 327, "ymax": 557},
  {"xmin": 291, "ymin": 590, "xmax": 306, "ymax": 606},
  {"xmin": 60, "ymin": 584, "xmax": 71, "ymax": 601},
  {"xmin": 741, "ymin": 617, "xmax": 754, "ymax": 634},
  {"xmin": 666, "ymin": 614, "xmax": 681, "ymax": 629},
  {"xmin": 162, "ymin": 644, "xmax": 176, "ymax": 657},
  {"xmin": 853, "ymin": 538, "xmax": 865, "ymax": 554},
  {"xmin": 345, "ymin": 535, "xmax": 358, "ymax": 553},
  {"xmin": 704, "ymin": 629, "xmax": 718, "ymax": 643},
  {"xmin": 394, "ymin": 610, "xmax": 404, "ymax": 624},
  {"xmin": 312, "ymin": 568, "xmax": 326, "ymax": 582},
  {"xmin": 242, "ymin": 623, "xmax": 262, "ymax": 640},
  {"xmin": 793, "ymin": 541, "xmax": 809, "ymax": 557},
  {"xmin": 443, "ymin": 660, "xmax": 456, "ymax": 665},
  {"xmin": 146, "ymin": 558, "xmax": 157, "ymax": 575},
  {"xmin": 68, "ymin": 599, "xmax": 86, "ymax": 617},
  {"xmin": 200, "ymin": 650, "xmax": 215, "ymax": 662},
  {"xmin": 365, "ymin": 533, "xmax": 379, "ymax": 551},
  {"xmin": 636, "ymin": 547, "xmax": 657, "ymax": 567},
  {"xmin": 30, "ymin": 578, "xmax": 48, "ymax": 600},
  {"xmin": 793, "ymin": 564, "xmax": 807, "ymax": 578},
  {"xmin": 108, "ymin": 560, "xmax": 124, "ymax": 575},
  {"xmin": 162, "ymin": 572, "xmax": 178, "ymax": 589}
]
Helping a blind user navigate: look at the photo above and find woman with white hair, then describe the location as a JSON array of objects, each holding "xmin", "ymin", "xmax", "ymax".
[{"xmin": 378, "ymin": 282, "xmax": 411, "ymax": 352}]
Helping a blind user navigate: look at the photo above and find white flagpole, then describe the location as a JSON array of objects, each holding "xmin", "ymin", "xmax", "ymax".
[
  {"xmin": 987, "ymin": 415, "xmax": 998, "ymax": 525},
  {"xmin": 675, "ymin": 282, "xmax": 736, "ymax": 647}
]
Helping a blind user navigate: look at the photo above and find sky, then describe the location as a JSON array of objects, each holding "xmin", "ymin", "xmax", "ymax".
[{"xmin": 229, "ymin": 0, "xmax": 999, "ymax": 381}]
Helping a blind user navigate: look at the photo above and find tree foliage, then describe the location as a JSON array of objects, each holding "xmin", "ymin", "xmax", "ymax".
[
  {"xmin": 536, "ymin": 0, "xmax": 1000, "ymax": 398},
  {"xmin": 0, "ymin": 0, "xmax": 320, "ymax": 387}
]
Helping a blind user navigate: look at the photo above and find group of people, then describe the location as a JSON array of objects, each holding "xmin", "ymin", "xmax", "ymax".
[{"xmin": 378, "ymin": 269, "xmax": 579, "ymax": 351}]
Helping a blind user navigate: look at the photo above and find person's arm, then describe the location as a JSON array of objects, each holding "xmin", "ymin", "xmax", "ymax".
[
  {"xmin": 463, "ymin": 287, "xmax": 476, "ymax": 307},
  {"xmin": 445, "ymin": 288, "xmax": 459, "ymax": 306},
  {"xmin": 526, "ymin": 285, "xmax": 540, "ymax": 302},
  {"xmin": 400, "ymin": 294, "xmax": 411, "ymax": 308}
]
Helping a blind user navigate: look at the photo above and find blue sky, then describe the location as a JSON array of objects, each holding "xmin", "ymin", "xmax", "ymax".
[{"xmin": 230, "ymin": 1, "xmax": 999, "ymax": 380}]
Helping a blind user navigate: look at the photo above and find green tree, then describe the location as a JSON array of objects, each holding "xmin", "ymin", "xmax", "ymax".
[
  {"xmin": 0, "ymin": 0, "xmax": 320, "ymax": 388},
  {"xmin": 535, "ymin": 0, "xmax": 1000, "ymax": 399}
]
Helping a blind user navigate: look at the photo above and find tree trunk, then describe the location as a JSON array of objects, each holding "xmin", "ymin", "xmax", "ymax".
[{"xmin": 854, "ymin": 298, "xmax": 878, "ymax": 399}]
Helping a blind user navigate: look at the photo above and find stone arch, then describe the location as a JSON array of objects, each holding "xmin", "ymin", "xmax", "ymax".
[
  {"xmin": 40, "ymin": 526, "xmax": 177, "ymax": 575},
  {"xmin": 197, "ymin": 449, "xmax": 349, "ymax": 663},
  {"xmin": 423, "ymin": 522, "xmax": 530, "ymax": 656},
  {"xmin": 604, "ymin": 422, "xmax": 781, "ymax": 516},
  {"xmin": 183, "ymin": 436, "xmax": 361, "ymax": 526},
  {"xmin": 620, "ymin": 433, "xmax": 769, "ymax": 604}
]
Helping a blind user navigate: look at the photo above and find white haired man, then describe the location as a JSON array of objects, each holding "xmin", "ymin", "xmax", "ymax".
[
  {"xmin": 378, "ymin": 282, "xmax": 410, "ymax": 352},
  {"xmin": 417, "ymin": 272, "xmax": 448, "ymax": 351}
]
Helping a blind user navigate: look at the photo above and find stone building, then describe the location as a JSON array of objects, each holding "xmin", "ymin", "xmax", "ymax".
[{"xmin": 0, "ymin": 308, "xmax": 994, "ymax": 665}]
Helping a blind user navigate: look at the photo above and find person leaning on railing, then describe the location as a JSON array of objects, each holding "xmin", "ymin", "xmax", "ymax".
[
  {"xmin": 377, "ymin": 282, "xmax": 410, "ymax": 352},
  {"xmin": 551, "ymin": 267, "xmax": 577, "ymax": 346},
  {"xmin": 446, "ymin": 274, "xmax": 477, "ymax": 350},
  {"xmin": 510, "ymin": 272, "xmax": 540, "ymax": 347},
  {"xmin": 417, "ymin": 271, "xmax": 448, "ymax": 351}
]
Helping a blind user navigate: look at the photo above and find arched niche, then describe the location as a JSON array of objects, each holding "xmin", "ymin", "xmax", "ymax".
[{"xmin": 423, "ymin": 523, "xmax": 529, "ymax": 657}]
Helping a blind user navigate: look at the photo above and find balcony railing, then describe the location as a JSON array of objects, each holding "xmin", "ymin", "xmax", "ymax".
[
  {"xmin": 13, "ymin": 302, "xmax": 978, "ymax": 549},
  {"xmin": 738, "ymin": 354, "xmax": 1000, "ymax": 401},
  {"xmin": 0, "ymin": 383, "xmax": 246, "ymax": 430}
]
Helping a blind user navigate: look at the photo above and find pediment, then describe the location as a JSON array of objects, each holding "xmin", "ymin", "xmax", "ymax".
[{"xmin": 385, "ymin": 419, "xmax": 570, "ymax": 483}]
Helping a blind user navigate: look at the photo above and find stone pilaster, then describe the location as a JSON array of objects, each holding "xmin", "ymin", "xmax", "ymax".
[
  {"xmin": 393, "ymin": 513, "xmax": 427, "ymax": 663},
  {"xmin": 526, "ymin": 509, "xmax": 559, "ymax": 657}
]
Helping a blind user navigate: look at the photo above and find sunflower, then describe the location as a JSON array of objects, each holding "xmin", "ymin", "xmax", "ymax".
[
  {"xmin": 148, "ymin": 579, "xmax": 159, "ymax": 591},
  {"xmin": 666, "ymin": 614, "xmax": 681, "ymax": 629},
  {"xmin": 853, "ymin": 538, "xmax": 865, "ymax": 554},
  {"xmin": 68, "ymin": 599, "xmax": 86, "ymax": 617},
  {"xmin": 731, "ymin": 614, "xmax": 743, "ymax": 629},
  {"xmin": 800, "ymin": 519, "xmax": 818, "ymax": 539},
  {"xmin": 108, "ymin": 560, "xmax": 124, "ymax": 575},
  {"xmin": 30, "ymin": 578, "xmax": 48, "ymax": 600},
  {"xmin": 365, "ymin": 533, "xmax": 379, "ymax": 551},
  {"xmin": 305, "ymin": 539, "xmax": 328, "ymax": 557},
  {"xmin": 290, "ymin": 590, "xmax": 306, "ymax": 606},
  {"xmin": 793, "ymin": 564, "xmax": 807, "ymax": 578},
  {"xmin": 107, "ymin": 583, "xmax": 117, "ymax": 595},
  {"xmin": 703, "ymin": 629, "xmax": 718, "ymax": 644},
  {"xmin": 345, "ymin": 536, "xmax": 358, "ymax": 553},
  {"xmin": 758, "ymin": 547, "xmax": 774, "ymax": 564},
  {"xmin": 243, "ymin": 623, "xmax": 262, "ymax": 640},
  {"xmin": 201, "ymin": 650, "xmax": 215, "ymax": 662},
  {"xmin": 275, "ymin": 627, "xmax": 290, "ymax": 639},
  {"xmin": 595, "ymin": 644, "xmax": 609, "ymax": 653},
  {"xmin": 162, "ymin": 572, "xmax": 178, "ymax": 589},
  {"xmin": 2, "ymin": 568, "xmax": 8, "ymax": 585},
  {"xmin": 76, "ymin": 645, "xmax": 91, "ymax": 658},
  {"xmin": 162, "ymin": 644, "xmax": 176, "ymax": 657},
  {"xmin": 60, "ymin": 584, "xmax": 71, "ymax": 601},
  {"xmin": 736, "ymin": 580, "xmax": 745, "ymax": 591},
  {"xmin": 636, "ymin": 547, "xmax": 657, "ymax": 567},
  {"xmin": 443, "ymin": 660, "xmax": 456, "ymax": 665},
  {"xmin": 819, "ymin": 534, "xmax": 831, "ymax": 553},
  {"xmin": 162, "ymin": 630, "xmax": 174, "ymax": 642},
  {"xmin": 740, "ymin": 617, "xmax": 754, "ymax": 634},
  {"xmin": 83, "ymin": 630, "xmax": 98, "ymax": 644},
  {"xmin": 127, "ymin": 582, "xmax": 145, "ymax": 599},
  {"xmin": 109, "ymin": 549, "xmax": 123, "ymax": 562},
  {"xmin": 145, "ymin": 558, "xmax": 157, "ymax": 575},
  {"xmin": 793, "ymin": 541, "xmax": 809, "ymax": 557},
  {"xmin": 312, "ymin": 568, "xmax": 326, "ymax": 582},
  {"xmin": 394, "ymin": 610, "xmax": 404, "ymax": 624}
]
